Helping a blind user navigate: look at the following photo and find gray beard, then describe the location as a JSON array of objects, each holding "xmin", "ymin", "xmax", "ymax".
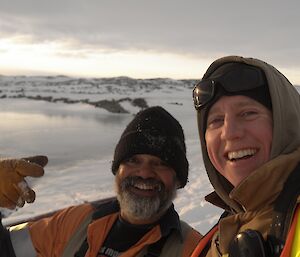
[{"xmin": 116, "ymin": 176, "xmax": 177, "ymax": 221}]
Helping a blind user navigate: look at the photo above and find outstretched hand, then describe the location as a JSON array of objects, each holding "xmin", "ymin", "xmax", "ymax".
[{"xmin": 0, "ymin": 156, "xmax": 48, "ymax": 209}]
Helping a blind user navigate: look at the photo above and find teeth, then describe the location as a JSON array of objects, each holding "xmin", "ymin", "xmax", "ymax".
[
  {"xmin": 134, "ymin": 183, "xmax": 161, "ymax": 191},
  {"xmin": 228, "ymin": 149, "xmax": 257, "ymax": 160},
  {"xmin": 135, "ymin": 184, "xmax": 154, "ymax": 190}
]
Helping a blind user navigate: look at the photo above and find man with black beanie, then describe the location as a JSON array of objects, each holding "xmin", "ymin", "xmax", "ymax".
[
  {"xmin": 0, "ymin": 106, "xmax": 201, "ymax": 257},
  {"xmin": 112, "ymin": 106, "xmax": 189, "ymax": 188}
]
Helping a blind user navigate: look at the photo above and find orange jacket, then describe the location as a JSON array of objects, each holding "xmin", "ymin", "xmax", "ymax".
[{"xmin": 28, "ymin": 199, "xmax": 201, "ymax": 257}]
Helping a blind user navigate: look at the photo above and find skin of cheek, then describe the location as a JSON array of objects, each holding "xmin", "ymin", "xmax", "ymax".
[{"xmin": 204, "ymin": 96, "xmax": 273, "ymax": 186}]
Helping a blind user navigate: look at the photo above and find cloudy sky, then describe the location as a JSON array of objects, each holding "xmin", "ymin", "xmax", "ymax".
[{"xmin": 0, "ymin": 0, "xmax": 299, "ymax": 84}]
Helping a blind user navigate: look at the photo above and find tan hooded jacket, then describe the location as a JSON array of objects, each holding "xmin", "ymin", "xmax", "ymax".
[{"xmin": 196, "ymin": 56, "xmax": 300, "ymax": 256}]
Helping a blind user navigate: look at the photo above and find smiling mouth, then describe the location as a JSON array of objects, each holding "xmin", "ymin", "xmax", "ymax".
[
  {"xmin": 133, "ymin": 182, "xmax": 162, "ymax": 192},
  {"xmin": 227, "ymin": 148, "xmax": 257, "ymax": 161}
]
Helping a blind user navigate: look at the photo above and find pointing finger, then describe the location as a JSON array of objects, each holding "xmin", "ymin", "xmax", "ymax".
[
  {"xmin": 16, "ymin": 159, "xmax": 45, "ymax": 178},
  {"xmin": 22, "ymin": 155, "xmax": 48, "ymax": 168}
]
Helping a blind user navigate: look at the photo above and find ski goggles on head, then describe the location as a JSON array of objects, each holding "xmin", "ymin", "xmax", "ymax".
[{"xmin": 192, "ymin": 64, "xmax": 266, "ymax": 110}]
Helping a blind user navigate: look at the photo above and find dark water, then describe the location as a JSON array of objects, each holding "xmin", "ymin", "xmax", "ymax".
[{"xmin": 0, "ymin": 99, "xmax": 132, "ymax": 169}]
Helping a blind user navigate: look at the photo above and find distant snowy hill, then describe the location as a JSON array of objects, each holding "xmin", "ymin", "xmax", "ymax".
[{"xmin": 0, "ymin": 75, "xmax": 196, "ymax": 114}]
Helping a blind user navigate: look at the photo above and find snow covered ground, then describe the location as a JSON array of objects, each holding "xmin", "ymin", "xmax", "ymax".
[{"xmin": 1, "ymin": 76, "xmax": 297, "ymax": 234}]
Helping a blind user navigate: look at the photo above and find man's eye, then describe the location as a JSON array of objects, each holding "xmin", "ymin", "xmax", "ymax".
[
  {"xmin": 241, "ymin": 111, "xmax": 258, "ymax": 118},
  {"xmin": 157, "ymin": 160, "xmax": 169, "ymax": 167},
  {"xmin": 124, "ymin": 157, "xmax": 138, "ymax": 164},
  {"xmin": 207, "ymin": 117, "xmax": 224, "ymax": 128}
]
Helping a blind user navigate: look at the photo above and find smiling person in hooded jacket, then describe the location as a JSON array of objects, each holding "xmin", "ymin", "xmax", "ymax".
[{"xmin": 191, "ymin": 56, "xmax": 300, "ymax": 257}]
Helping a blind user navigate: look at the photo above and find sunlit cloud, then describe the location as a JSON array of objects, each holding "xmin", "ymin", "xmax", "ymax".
[{"xmin": 0, "ymin": 37, "xmax": 211, "ymax": 79}]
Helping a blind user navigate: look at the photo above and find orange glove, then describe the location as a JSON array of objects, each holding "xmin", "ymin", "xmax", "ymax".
[{"xmin": 0, "ymin": 156, "xmax": 48, "ymax": 209}]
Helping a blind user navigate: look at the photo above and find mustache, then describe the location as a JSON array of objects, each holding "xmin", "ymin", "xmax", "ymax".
[{"xmin": 120, "ymin": 176, "xmax": 165, "ymax": 192}]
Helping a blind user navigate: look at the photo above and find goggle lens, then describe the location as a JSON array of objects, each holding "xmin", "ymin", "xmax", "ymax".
[
  {"xmin": 192, "ymin": 65, "xmax": 266, "ymax": 110},
  {"xmin": 192, "ymin": 80, "xmax": 216, "ymax": 110}
]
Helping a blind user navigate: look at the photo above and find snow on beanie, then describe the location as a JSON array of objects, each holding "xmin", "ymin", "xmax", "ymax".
[{"xmin": 111, "ymin": 106, "xmax": 189, "ymax": 188}]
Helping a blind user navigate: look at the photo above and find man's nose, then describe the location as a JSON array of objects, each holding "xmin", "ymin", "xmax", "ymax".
[
  {"xmin": 221, "ymin": 116, "xmax": 243, "ymax": 141},
  {"xmin": 136, "ymin": 163, "xmax": 156, "ymax": 178}
]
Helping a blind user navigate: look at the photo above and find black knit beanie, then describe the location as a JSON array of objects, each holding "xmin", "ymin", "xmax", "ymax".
[{"xmin": 111, "ymin": 106, "xmax": 189, "ymax": 188}]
